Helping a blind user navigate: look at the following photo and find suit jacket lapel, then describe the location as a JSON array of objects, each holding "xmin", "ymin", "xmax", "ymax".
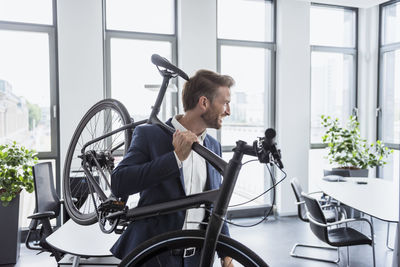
[
  {"xmin": 166, "ymin": 119, "xmax": 186, "ymax": 193},
  {"xmin": 204, "ymin": 136, "xmax": 216, "ymax": 191}
]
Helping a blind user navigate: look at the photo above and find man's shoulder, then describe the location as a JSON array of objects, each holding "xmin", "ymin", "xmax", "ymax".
[
  {"xmin": 134, "ymin": 122, "xmax": 173, "ymax": 140},
  {"xmin": 135, "ymin": 123, "xmax": 163, "ymax": 135}
]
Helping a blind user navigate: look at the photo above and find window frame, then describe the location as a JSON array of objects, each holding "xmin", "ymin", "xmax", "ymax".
[
  {"xmin": 377, "ymin": 0, "xmax": 400, "ymax": 151},
  {"xmin": 0, "ymin": 2, "xmax": 59, "ymax": 159},
  {"xmin": 377, "ymin": 0, "xmax": 400, "ymax": 180},
  {"xmin": 0, "ymin": 0, "xmax": 60, "ymax": 230},
  {"xmin": 103, "ymin": 0, "xmax": 178, "ymax": 115},
  {"xmin": 217, "ymin": 0, "xmax": 276, "ymax": 214},
  {"xmin": 309, "ymin": 3, "xmax": 359, "ymax": 149}
]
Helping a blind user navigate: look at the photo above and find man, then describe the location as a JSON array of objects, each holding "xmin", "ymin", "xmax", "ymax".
[{"xmin": 110, "ymin": 69, "xmax": 234, "ymax": 266}]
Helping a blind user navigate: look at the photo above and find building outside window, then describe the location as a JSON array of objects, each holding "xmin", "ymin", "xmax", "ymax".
[
  {"xmin": 0, "ymin": 0, "xmax": 58, "ymax": 227},
  {"xmin": 308, "ymin": 4, "xmax": 358, "ymax": 185},
  {"xmin": 217, "ymin": 0, "xmax": 275, "ymax": 210},
  {"xmin": 378, "ymin": 0, "xmax": 400, "ymax": 182}
]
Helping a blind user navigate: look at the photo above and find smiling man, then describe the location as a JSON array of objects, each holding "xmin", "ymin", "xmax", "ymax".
[{"xmin": 110, "ymin": 69, "xmax": 235, "ymax": 266}]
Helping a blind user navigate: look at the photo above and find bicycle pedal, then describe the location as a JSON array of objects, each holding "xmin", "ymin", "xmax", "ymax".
[{"xmin": 98, "ymin": 199, "xmax": 126, "ymax": 212}]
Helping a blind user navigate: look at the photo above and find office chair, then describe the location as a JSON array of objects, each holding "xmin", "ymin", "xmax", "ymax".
[
  {"xmin": 25, "ymin": 162, "xmax": 64, "ymax": 262},
  {"xmin": 290, "ymin": 177, "xmax": 345, "ymax": 262},
  {"xmin": 302, "ymin": 193, "xmax": 376, "ymax": 266}
]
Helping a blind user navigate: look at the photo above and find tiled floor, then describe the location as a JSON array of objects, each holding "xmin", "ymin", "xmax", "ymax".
[{"xmin": 7, "ymin": 216, "xmax": 396, "ymax": 267}]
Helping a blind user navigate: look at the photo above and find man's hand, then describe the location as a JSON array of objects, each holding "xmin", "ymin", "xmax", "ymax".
[
  {"xmin": 173, "ymin": 130, "xmax": 198, "ymax": 161},
  {"xmin": 221, "ymin": 257, "xmax": 234, "ymax": 267}
]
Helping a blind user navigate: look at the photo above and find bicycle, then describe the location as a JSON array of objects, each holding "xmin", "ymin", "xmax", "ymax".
[{"xmin": 62, "ymin": 54, "xmax": 284, "ymax": 266}]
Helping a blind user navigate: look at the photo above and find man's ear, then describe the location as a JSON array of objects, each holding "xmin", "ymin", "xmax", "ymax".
[{"xmin": 198, "ymin": 96, "xmax": 208, "ymax": 111}]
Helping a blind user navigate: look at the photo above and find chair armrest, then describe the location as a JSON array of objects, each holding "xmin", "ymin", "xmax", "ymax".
[
  {"xmin": 308, "ymin": 191, "xmax": 324, "ymax": 195},
  {"xmin": 307, "ymin": 214, "xmax": 374, "ymax": 236},
  {"xmin": 294, "ymin": 201, "xmax": 305, "ymax": 206},
  {"xmin": 327, "ymin": 217, "xmax": 372, "ymax": 228},
  {"xmin": 28, "ymin": 211, "xmax": 56, "ymax": 220}
]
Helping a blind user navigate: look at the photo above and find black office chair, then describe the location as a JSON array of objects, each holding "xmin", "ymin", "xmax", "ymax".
[
  {"xmin": 290, "ymin": 177, "xmax": 345, "ymax": 262},
  {"xmin": 25, "ymin": 162, "xmax": 64, "ymax": 261},
  {"xmin": 302, "ymin": 193, "xmax": 376, "ymax": 266}
]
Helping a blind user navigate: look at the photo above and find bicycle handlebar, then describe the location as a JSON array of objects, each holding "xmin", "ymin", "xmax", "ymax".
[{"xmin": 151, "ymin": 54, "xmax": 189, "ymax": 81}]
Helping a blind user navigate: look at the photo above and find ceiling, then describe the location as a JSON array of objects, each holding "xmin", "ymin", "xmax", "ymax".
[{"xmin": 296, "ymin": 0, "xmax": 391, "ymax": 8}]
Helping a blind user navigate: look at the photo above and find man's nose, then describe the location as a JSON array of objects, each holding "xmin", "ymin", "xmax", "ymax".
[{"xmin": 224, "ymin": 104, "xmax": 230, "ymax": 116}]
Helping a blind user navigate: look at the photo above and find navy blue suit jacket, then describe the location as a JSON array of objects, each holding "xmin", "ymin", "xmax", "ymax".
[{"xmin": 110, "ymin": 119, "xmax": 229, "ymax": 260}]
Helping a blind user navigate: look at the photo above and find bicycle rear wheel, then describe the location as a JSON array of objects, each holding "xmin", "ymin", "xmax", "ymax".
[
  {"xmin": 63, "ymin": 99, "xmax": 132, "ymax": 225},
  {"xmin": 120, "ymin": 230, "xmax": 268, "ymax": 267}
]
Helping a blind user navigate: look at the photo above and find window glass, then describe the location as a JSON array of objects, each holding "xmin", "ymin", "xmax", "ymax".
[
  {"xmin": 223, "ymin": 152, "xmax": 267, "ymax": 207},
  {"xmin": 381, "ymin": 50, "xmax": 400, "ymax": 144},
  {"xmin": 382, "ymin": 1, "xmax": 400, "ymax": 45},
  {"xmin": 109, "ymin": 38, "xmax": 172, "ymax": 121},
  {"xmin": 220, "ymin": 45, "xmax": 270, "ymax": 146},
  {"xmin": 217, "ymin": 0, "xmax": 273, "ymax": 42},
  {"xmin": 308, "ymin": 149, "xmax": 330, "ymax": 192},
  {"xmin": 0, "ymin": 30, "xmax": 52, "ymax": 152},
  {"xmin": 381, "ymin": 150, "xmax": 399, "ymax": 183},
  {"xmin": 310, "ymin": 51, "xmax": 355, "ymax": 143},
  {"xmin": 310, "ymin": 5, "xmax": 356, "ymax": 47},
  {"xmin": 106, "ymin": 0, "xmax": 175, "ymax": 34},
  {"xmin": 0, "ymin": 0, "xmax": 53, "ymax": 25}
]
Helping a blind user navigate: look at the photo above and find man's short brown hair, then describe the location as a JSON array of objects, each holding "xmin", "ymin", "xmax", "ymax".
[{"xmin": 182, "ymin": 70, "xmax": 234, "ymax": 112}]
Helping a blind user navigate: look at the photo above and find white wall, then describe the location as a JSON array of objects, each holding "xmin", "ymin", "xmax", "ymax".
[
  {"xmin": 57, "ymin": 0, "xmax": 104, "ymax": 174},
  {"xmin": 276, "ymin": 0, "xmax": 311, "ymax": 215},
  {"xmin": 177, "ymin": 0, "xmax": 218, "ymax": 138}
]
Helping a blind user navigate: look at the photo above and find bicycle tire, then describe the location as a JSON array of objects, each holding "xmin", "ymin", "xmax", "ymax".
[
  {"xmin": 119, "ymin": 230, "xmax": 268, "ymax": 267},
  {"xmin": 63, "ymin": 99, "xmax": 132, "ymax": 225}
]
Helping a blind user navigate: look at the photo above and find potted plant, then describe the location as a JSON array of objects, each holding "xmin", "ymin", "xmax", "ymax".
[
  {"xmin": 0, "ymin": 141, "xmax": 37, "ymax": 264},
  {"xmin": 321, "ymin": 115, "xmax": 393, "ymax": 177}
]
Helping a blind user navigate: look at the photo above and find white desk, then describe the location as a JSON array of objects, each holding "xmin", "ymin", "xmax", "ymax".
[
  {"xmin": 46, "ymin": 219, "xmax": 120, "ymax": 266},
  {"xmin": 317, "ymin": 177, "xmax": 399, "ymax": 223}
]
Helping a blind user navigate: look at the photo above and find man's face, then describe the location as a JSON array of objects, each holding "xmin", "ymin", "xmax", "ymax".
[{"xmin": 201, "ymin": 86, "xmax": 231, "ymax": 129}]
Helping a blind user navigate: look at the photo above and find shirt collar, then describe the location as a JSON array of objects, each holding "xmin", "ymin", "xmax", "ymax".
[{"xmin": 171, "ymin": 115, "xmax": 207, "ymax": 142}]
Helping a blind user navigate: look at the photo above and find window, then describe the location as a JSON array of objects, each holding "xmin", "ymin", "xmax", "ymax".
[
  {"xmin": 0, "ymin": 0, "xmax": 57, "ymax": 156},
  {"xmin": 309, "ymin": 4, "xmax": 357, "ymax": 184},
  {"xmin": 378, "ymin": 0, "xmax": 400, "ymax": 181},
  {"xmin": 105, "ymin": 0, "xmax": 176, "ymax": 207},
  {"xmin": 310, "ymin": 4, "xmax": 357, "ymax": 145},
  {"xmin": 105, "ymin": 0, "xmax": 177, "ymax": 123},
  {"xmin": 217, "ymin": 0, "xmax": 275, "ymax": 208},
  {"xmin": 0, "ymin": 0, "xmax": 58, "ymax": 227}
]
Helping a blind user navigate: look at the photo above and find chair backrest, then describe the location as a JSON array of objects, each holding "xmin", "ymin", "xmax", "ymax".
[
  {"xmin": 302, "ymin": 193, "xmax": 329, "ymax": 243},
  {"xmin": 33, "ymin": 162, "xmax": 60, "ymax": 217},
  {"xmin": 323, "ymin": 169, "xmax": 350, "ymax": 177},
  {"xmin": 290, "ymin": 177, "xmax": 308, "ymax": 222}
]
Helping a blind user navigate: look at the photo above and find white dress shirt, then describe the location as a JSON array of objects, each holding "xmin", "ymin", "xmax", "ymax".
[{"xmin": 171, "ymin": 115, "xmax": 207, "ymax": 230}]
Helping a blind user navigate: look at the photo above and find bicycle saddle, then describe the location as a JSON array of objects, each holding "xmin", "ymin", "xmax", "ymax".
[{"xmin": 151, "ymin": 54, "xmax": 189, "ymax": 81}]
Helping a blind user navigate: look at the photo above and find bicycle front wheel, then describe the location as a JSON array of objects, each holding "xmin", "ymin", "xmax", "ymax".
[
  {"xmin": 119, "ymin": 230, "xmax": 268, "ymax": 267},
  {"xmin": 63, "ymin": 99, "xmax": 132, "ymax": 225}
]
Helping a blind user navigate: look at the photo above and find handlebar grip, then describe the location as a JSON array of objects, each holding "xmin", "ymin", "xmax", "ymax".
[{"xmin": 151, "ymin": 54, "xmax": 190, "ymax": 81}]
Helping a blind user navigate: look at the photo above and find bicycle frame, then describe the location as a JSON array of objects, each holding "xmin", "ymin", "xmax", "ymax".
[{"xmin": 77, "ymin": 57, "xmax": 271, "ymax": 266}]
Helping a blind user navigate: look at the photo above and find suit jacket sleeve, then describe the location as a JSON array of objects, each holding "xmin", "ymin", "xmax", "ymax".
[{"xmin": 111, "ymin": 126, "xmax": 180, "ymax": 198}]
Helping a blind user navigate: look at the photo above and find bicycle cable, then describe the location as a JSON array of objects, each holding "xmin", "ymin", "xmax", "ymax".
[
  {"xmin": 228, "ymin": 162, "xmax": 282, "ymax": 208},
  {"xmin": 213, "ymin": 165, "xmax": 287, "ymax": 228}
]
